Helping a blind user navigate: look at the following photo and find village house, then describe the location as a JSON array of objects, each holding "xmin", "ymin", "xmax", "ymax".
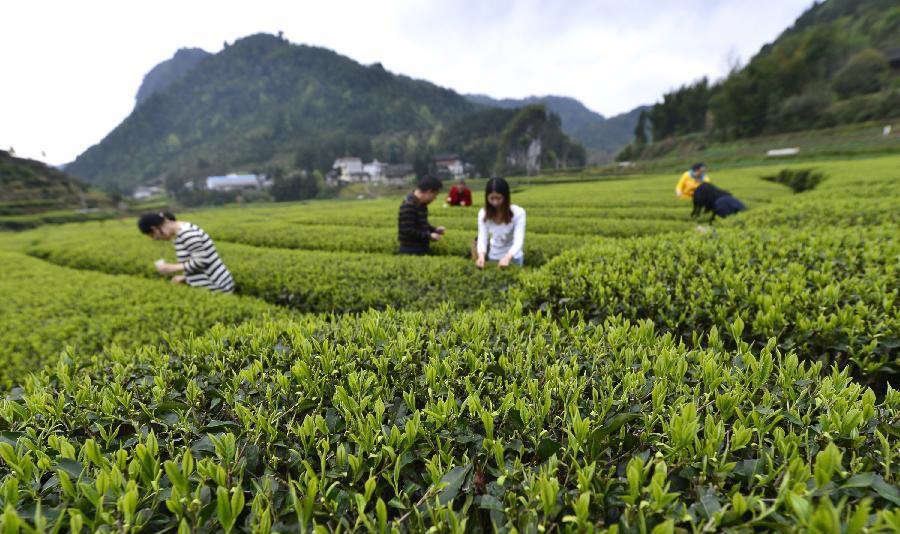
[
  {"xmin": 206, "ymin": 174, "xmax": 267, "ymax": 191},
  {"xmin": 434, "ymin": 154, "xmax": 467, "ymax": 179},
  {"xmin": 332, "ymin": 157, "xmax": 414, "ymax": 186},
  {"xmin": 132, "ymin": 185, "xmax": 164, "ymax": 200},
  {"xmin": 333, "ymin": 157, "xmax": 363, "ymax": 177},
  {"xmin": 363, "ymin": 159, "xmax": 387, "ymax": 181},
  {"xmin": 383, "ymin": 163, "xmax": 415, "ymax": 186}
]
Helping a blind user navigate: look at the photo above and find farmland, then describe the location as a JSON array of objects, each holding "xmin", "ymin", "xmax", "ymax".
[{"xmin": 0, "ymin": 155, "xmax": 898, "ymax": 533}]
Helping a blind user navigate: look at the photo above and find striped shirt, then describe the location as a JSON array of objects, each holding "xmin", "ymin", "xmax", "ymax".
[
  {"xmin": 398, "ymin": 193, "xmax": 436, "ymax": 249},
  {"xmin": 174, "ymin": 222, "xmax": 235, "ymax": 293}
]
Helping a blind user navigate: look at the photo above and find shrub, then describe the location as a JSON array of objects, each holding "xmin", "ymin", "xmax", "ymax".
[
  {"xmin": 23, "ymin": 230, "xmax": 519, "ymax": 313},
  {"xmin": 771, "ymin": 90, "xmax": 831, "ymax": 132},
  {"xmin": 513, "ymin": 226, "xmax": 899, "ymax": 379},
  {"xmin": 0, "ymin": 310, "xmax": 896, "ymax": 532},
  {"xmin": 760, "ymin": 168, "xmax": 827, "ymax": 192},
  {"xmin": 832, "ymin": 48, "xmax": 890, "ymax": 99},
  {"xmin": 0, "ymin": 252, "xmax": 283, "ymax": 386}
]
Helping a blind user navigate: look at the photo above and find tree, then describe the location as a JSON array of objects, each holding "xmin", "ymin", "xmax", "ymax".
[
  {"xmin": 270, "ymin": 169, "xmax": 319, "ymax": 202},
  {"xmin": 646, "ymin": 78, "xmax": 711, "ymax": 141},
  {"xmin": 412, "ymin": 146, "xmax": 436, "ymax": 178},
  {"xmin": 831, "ymin": 48, "xmax": 890, "ymax": 99},
  {"xmin": 164, "ymin": 173, "xmax": 187, "ymax": 197},
  {"xmin": 633, "ymin": 111, "xmax": 648, "ymax": 146}
]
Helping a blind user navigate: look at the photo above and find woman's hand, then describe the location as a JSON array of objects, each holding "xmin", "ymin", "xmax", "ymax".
[
  {"xmin": 475, "ymin": 254, "xmax": 486, "ymax": 269},
  {"xmin": 171, "ymin": 275, "xmax": 186, "ymax": 284},
  {"xmin": 155, "ymin": 262, "xmax": 184, "ymax": 275},
  {"xmin": 498, "ymin": 255, "xmax": 512, "ymax": 268}
]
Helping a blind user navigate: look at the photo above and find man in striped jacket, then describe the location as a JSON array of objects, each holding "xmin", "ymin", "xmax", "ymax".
[{"xmin": 397, "ymin": 176, "xmax": 445, "ymax": 255}]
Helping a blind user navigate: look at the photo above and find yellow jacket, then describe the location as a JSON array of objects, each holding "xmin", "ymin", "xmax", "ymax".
[{"xmin": 676, "ymin": 171, "xmax": 710, "ymax": 199}]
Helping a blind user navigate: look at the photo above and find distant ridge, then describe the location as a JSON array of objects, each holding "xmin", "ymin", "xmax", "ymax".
[
  {"xmin": 466, "ymin": 94, "xmax": 648, "ymax": 162},
  {"xmin": 67, "ymin": 34, "xmax": 583, "ymax": 190},
  {"xmin": 134, "ymin": 48, "xmax": 211, "ymax": 109}
]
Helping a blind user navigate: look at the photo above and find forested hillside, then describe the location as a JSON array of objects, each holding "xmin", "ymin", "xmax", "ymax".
[
  {"xmin": 620, "ymin": 0, "xmax": 899, "ymax": 159},
  {"xmin": 467, "ymin": 94, "xmax": 647, "ymax": 162},
  {"xmin": 0, "ymin": 150, "xmax": 110, "ymax": 214},
  {"xmin": 134, "ymin": 47, "xmax": 211, "ymax": 109},
  {"xmin": 67, "ymin": 34, "xmax": 584, "ymax": 192}
]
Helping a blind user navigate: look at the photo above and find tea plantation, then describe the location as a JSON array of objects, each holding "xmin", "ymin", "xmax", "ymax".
[{"xmin": 0, "ymin": 156, "xmax": 897, "ymax": 533}]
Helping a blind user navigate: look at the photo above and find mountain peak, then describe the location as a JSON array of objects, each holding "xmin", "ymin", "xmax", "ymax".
[{"xmin": 134, "ymin": 47, "xmax": 211, "ymax": 109}]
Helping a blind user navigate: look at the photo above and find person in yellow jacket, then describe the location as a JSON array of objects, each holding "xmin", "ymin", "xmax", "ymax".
[{"xmin": 676, "ymin": 163, "xmax": 710, "ymax": 199}]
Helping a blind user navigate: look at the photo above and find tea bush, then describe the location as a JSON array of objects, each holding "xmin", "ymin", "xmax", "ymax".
[
  {"xmin": 513, "ymin": 226, "xmax": 899, "ymax": 378},
  {"xmin": 196, "ymin": 211, "xmax": 692, "ymax": 238},
  {"xmin": 760, "ymin": 168, "xmax": 826, "ymax": 193},
  {"xmin": 186, "ymin": 222, "xmax": 598, "ymax": 267},
  {"xmin": 1, "ymin": 154, "xmax": 898, "ymax": 533},
  {"xmin": 0, "ymin": 210, "xmax": 119, "ymax": 231},
  {"xmin": 0, "ymin": 310, "xmax": 897, "ymax": 533},
  {"xmin": 0, "ymin": 252, "xmax": 284, "ymax": 387},
  {"xmin": 24, "ymin": 231, "xmax": 519, "ymax": 313},
  {"xmin": 723, "ymin": 196, "xmax": 900, "ymax": 228}
]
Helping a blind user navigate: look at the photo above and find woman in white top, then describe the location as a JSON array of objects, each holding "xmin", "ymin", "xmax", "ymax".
[{"xmin": 476, "ymin": 177, "xmax": 526, "ymax": 268}]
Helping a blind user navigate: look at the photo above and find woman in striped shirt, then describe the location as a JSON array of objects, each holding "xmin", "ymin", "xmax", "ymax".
[{"xmin": 137, "ymin": 212, "xmax": 235, "ymax": 293}]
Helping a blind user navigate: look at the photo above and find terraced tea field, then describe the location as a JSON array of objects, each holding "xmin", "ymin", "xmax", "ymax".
[{"xmin": 0, "ymin": 156, "xmax": 897, "ymax": 533}]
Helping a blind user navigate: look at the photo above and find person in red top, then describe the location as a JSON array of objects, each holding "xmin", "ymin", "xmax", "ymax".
[{"xmin": 446, "ymin": 179, "xmax": 472, "ymax": 206}]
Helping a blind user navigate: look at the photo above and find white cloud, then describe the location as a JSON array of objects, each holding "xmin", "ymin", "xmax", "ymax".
[{"xmin": 0, "ymin": 0, "xmax": 812, "ymax": 164}]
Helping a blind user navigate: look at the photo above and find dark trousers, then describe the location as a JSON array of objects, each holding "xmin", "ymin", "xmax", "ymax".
[
  {"xmin": 714, "ymin": 196, "xmax": 747, "ymax": 217},
  {"xmin": 398, "ymin": 246, "xmax": 428, "ymax": 256}
]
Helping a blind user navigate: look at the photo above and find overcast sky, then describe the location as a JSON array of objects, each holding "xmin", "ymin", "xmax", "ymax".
[{"xmin": 2, "ymin": 0, "xmax": 813, "ymax": 165}]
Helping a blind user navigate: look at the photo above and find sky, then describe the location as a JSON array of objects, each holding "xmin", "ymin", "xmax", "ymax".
[{"xmin": 2, "ymin": 0, "xmax": 813, "ymax": 165}]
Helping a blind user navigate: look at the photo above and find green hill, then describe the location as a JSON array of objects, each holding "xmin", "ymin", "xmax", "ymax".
[
  {"xmin": 68, "ymin": 34, "xmax": 584, "ymax": 191},
  {"xmin": 0, "ymin": 150, "xmax": 110, "ymax": 214},
  {"xmin": 0, "ymin": 150, "xmax": 116, "ymax": 229},
  {"xmin": 466, "ymin": 94, "xmax": 647, "ymax": 162},
  {"xmin": 134, "ymin": 47, "xmax": 210, "ymax": 109},
  {"xmin": 620, "ymin": 0, "xmax": 900, "ymax": 159}
]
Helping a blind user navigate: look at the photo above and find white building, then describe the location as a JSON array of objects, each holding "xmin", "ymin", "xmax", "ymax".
[
  {"xmin": 333, "ymin": 157, "xmax": 363, "ymax": 176},
  {"xmin": 133, "ymin": 185, "xmax": 164, "ymax": 200},
  {"xmin": 447, "ymin": 160, "xmax": 465, "ymax": 178},
  {"xmin": 435, "ymin": 154, "xmax": 467, "ymax": 179},
  {"xmin": 206, "ymin": 174, "xmax": 264, "ymax": 191},
  {"xmin": 363, "ymin": 159, "xmax": 387, "ymax": 181}
]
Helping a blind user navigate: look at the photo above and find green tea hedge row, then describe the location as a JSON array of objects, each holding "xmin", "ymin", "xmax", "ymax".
[
  {"xmin": 510, "ymin": 175, "xmax": 790, "ymax": 209},
  {"xmin": 0, "ymin": 309, "xmax": 897, "ymax": 533},
  {"xmin": 193, "ymin": 222, "xmax": 597, "ymax": 267},
  {"xmin": 513, "ymin": 226, "xmax": 899, "ymax": 378},
  {"xmin": 723, "ymin": 196, "xmax": 900, "ymax": 229},
  {"xmin": 0, "ymin": 252, "xmax": 283, "ymax": 387},
  {"xmin": 25, "ymin": 232, "xmax": 519, "ymax": 313},
  {"xmin": 196, "ymin": 211, "xmax": 692, "ymax": 237},
  {"xmin": 0, "ymin": 210, "xmax": 119, "ymax": 231}
]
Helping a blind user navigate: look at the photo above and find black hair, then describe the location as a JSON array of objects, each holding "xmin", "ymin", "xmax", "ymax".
[
  {"xmin": 483, "ymin": 177, "xmax": 513, "ymax": 224},
  {"xmin": 137, "ymin": 211, "xmax": 175, "ymax": 234},
  {"xmin": 416, "ymin": 176, "xmax": 443, "ymax": 192},
  {"xmin": 691, "ymin": 163, "xmax": 706, "ymax": 172}
]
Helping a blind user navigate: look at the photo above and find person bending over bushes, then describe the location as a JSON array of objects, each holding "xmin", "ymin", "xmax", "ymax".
[
  {"xmin": 397, "ymin": 176, "xmax": 446, "ymax": 255},
  {"xmin": 691, "ymin": 183, "xmax": 747, "ymax": 222},
  {"xmin": 675, "ymin": 162, "xmax": 711, "ymax": 199},
  {"xmin": 475, "ymin": 177, "xmax": 526, "ymax": 268},
  {"xmin": 137, "ymin": 212, "xmax": 235, "ymax": 293}
]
